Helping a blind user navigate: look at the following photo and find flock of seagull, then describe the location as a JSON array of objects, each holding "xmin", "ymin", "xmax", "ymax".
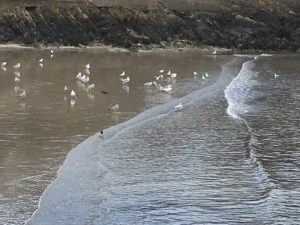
[
  {"xmin": 1, "ymin": 49, "xmax": 55, "ymax": 99},
  {"xmin": 1, "ymin": 48, "xmax": 279, "ymax": 114},
  {"xmin": 0, "ymin": 49, "xmax": 214, "ymax": 112},
  {"xmin": 61, "ymin": 60, "xmax": 213, "ymax": 111}
]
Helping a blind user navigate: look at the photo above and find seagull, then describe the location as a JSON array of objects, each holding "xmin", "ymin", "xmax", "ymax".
[
  {"xmin": 159, "ymin": 69, "xmax": 164, "ymax": 73},
  {"xmin": 76, "ymin": 72, "xmax": 82, "ymax": 80},
  {"xmin": 193, "ymin": 72, "xmax": 198, "ymax": 76},
  {"xmin": 120, "ymin": 76, "xmax": 130, "ymax": 84},
  {"xmin": 205, "ymin": 72, "xmax": 209, "ymax": 78},
  {"xmin": 39, "ymin": 58, "xmax": 44, "ymax": 63},
  {"xmin": 85, "ymin": 64, "xmax": 90, "ymax": 70},
  {"xmin": 144, "ymin": 81, "xmax": 153, "ymax": 87},
  {"xmin": 202, "ymin": 74, "xmax": 206, "ymax": 80},
  {"xmin": 1, "ymin": 61, "xmax": 6, "ymax": 66},
  {"xmin": 119, "ymin": 71, "xmax": 126, "ymax": 77},
  {"xmin": 18, "ymin": 90, "xmax": 26, "ymax": 99},
  {"xmin": 154, "ymin": 75, "xmax": 163, "ymax": 80},
  {"xmin": 64, "ymin": 86, "xmax": 69, "ymax": 92},
  {"xmin": 167, "ymin": 70, "xmax": 171, "ymax": 75},
  {"xmin": 50, "ymin": 49, "xmax": 54, "ymax": 54},
  {"xmin": 110, "ymin": 104, "xmax": 119, "ymax": 111},
  {"xmin": 15, "ymin": 77, "xmax": 21, "ymax": 83},
  {"xmin": 70, "ymin": 90, "xmax": 77, "ymax": 99},
  {"xmin": 87, "ymin": 83, "xmax": 95, "ymax": 91},
  {"xmin": 274, "ymin": 73, "xmax": 280, "ymax": 78},
  {"xmin": 175, "ymin": 103, "xmax": 183, "ymax": 111},
  {"xmin": 254, "ymin": 56, "xmax": 258, "ymax": 60},
  {"xmin": 39, "ymin": 63, "xmax": 44, "ymax": 68},
  {"xmin": 162, "ymin": 84, "xmax": 172, "ymax": 93},
  {"xmin": 14, "ymin": 63, "xmax": 21, "ymax": 69},
  {"xmin": 168, "ymin": 73, "xmax": 177, "ymax": 79},
  {"xmin": 212, "ymin": 49, "xmax": 217, "ymax": 55},
  {"xmin": 81, "ymin": 76, "xmax": 90, "ymax": 83}
]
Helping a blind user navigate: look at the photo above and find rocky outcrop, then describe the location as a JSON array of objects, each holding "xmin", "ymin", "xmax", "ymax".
[{"xmin": 0, "ymin": 0, "xmax": 299, "ymax": 51}]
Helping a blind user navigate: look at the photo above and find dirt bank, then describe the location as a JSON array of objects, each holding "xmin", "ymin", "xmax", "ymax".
[{"xmin": 0, "ymin": 0, "xmax": 299, "ymax": 51}]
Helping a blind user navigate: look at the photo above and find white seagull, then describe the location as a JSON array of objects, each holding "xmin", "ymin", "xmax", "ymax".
[
  {"xmin": 50, "ymin": 49, "xmax": 54, "ymax": 54},
  {"xmin": 110, "ymin": 104, "xmax": 119, "ymax": 111},
  {"xmin": 64, "ymin": 86, "xmax": 69, "ymax": 92},
  {"xmin": 76, "ymin": 72, "xmax": 82, "ymax": 80},
  {"xmin": 159, "ymin": 69, "xmax": 164, "ymax": 73},
  {"xmin": 162, "ymin": 84, "xmax": 172, "ymax": 93},
  {"xmin": 70, "ymin": 90, "xmax": 77, "ymax": 99},
  {"xmin": 274, "ymin": 73, "xmax": 280, "ymax": 78},
  {"xmin": 175, "ymin": 103, "xmax": 183, "ymax": 111},
  {"xmin": 168, "ymin": 73, "xmax": 177, "ymax": 79},
  {"xmin": 120, "ymin": 71, "xmax": 126, "ymax": 77},
  {"xmin": 193, "ymin": 72, "xmax": 198, "ymax": 76},
  {"xmin": 202, "ymin": 74, "xmax": 206, "ymax": 80},
  {"xmin": 87, "ymin": 83, "xmax": 95, "ymax": 91},
  {"xmin": 212, "ymin": 49, "xmax": 217, "ymax": 55},
  {"xmin": 14, "ymin": 63, "xmax": 21, "ymax": 69},
  {"xmin": 85, "ymin": 64, "xmax": 91, "ymax": 70},
  {"xmin": 154, "ymin": 75, "xmax": 163, "ymax": 80},
  {"xmin": 1, "ymin": 61, "xmax": 6, "ymax": 66},
  {"xmin": 18, "ymin": 90, "xmax": 26, "ymax": 99},
  {"xmin": 15, "ymin": 77, "xmax": 21, "ymax": 83},
  {"xmin": 39, "ymin": 58, "xmax": 44, "ymax": 63},
  {"xmin": 167, "ymin": 70, "xmax": 171, "ymax": 75},
  {"xmin": 205, "ymin": 72, "xmax": 209, "ymax": 78},
  {"xmin": 144, "ymin": 81, "xmax": 153, "ymax": 87},
  {"xmin": 120, "ymin": 76, "xmax": 130, "ymax": 84}
]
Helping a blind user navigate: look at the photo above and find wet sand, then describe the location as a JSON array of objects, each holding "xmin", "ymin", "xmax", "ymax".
[{"xmin": 0, "ymin": 48, "xmax": 232, "ymax": 224}]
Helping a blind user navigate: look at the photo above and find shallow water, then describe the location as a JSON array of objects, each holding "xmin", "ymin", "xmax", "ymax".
[
  {"xmin": 27, "ymin": 54, "xmax": 300, "ymax": 224},
  {"xmin": 0, "ymin": 48, "xmax": 228, "ymax": 225}
]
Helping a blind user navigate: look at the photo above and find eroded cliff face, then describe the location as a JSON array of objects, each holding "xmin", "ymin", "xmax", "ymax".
[{"xmin": 0, "ymin": 0, "xmax": 299, "ymax": 51}]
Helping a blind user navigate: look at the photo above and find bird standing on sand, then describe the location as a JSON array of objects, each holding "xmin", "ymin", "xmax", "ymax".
[
  {"xmin": 39, "ymin": 58, "xmax": 44, "ymax": 63},
  {"xmin": 14, "ymin": 63, "xmax": 21, "ymax": 69},
  {"xmin": 64, "ymin": 86, "xmax": 69, "ymax": 92},
  {"xmin": 1, "ymin": 61, "xmax": 6, "ymax": 66},
  {"xmin": 205, "ymin": 72, "xmax": 209, "ymax": 78},
  {"xmin": 18, "ymin": 90, "xmax": 26, "ymax": 99},
  {"xmin": 168, "ymin": 73, "xmax": 177, "ymax": 79},
  {"xmin": 144, "ymin": 81, "xmax": 153, "ymax": 87},
  {"xmin": 15, "ymin": 77, "xmax": 21, "ymax": 83},
  {"xmin": 120, "ymin": 71, "xmax": 126, "ymax": 77},
  {"xmin": 120, "ymin": 76, "xmax": 130, "ymax": 84},
  {"xmin": 175, "ymin": 102, "xmax": 183, "ymax": 111},
  {"xmin": 159, "ymin": 69, "xmax": 164, "ymax": 73},
  {"xmin": 110, "ymin": 104, "xmax": 119, "ymax": 111},
  {"xmin": 274, "ymin": 73, "xmax": 280, "ymax": 78},
  {"xmin": 202, "ymin": 74, "xmax": 206, "ymax": 80},
  {"xmin": 85, "ymin": 64, "xmax": 91, "ymax": 70},
  {"xmin": 212, "ymin": 49, "xmax": 217, "ymax": 55},
  {"xmin": 154, "ymin": 75, "xmax": 163, "ymax": 80},
  {"xmin": 194, "ymin": 72, "xmax": 198, "ymax": 76},
  {"xmin": 70, "ymin": 90, "xmax": 77, "ymax": 99},
  {"xmin": 87, "ymin": 83, "xmax": 95, "ymax": 91},
  {"xmin": 162, "ymin": 84, "xmax": 172, "ymax": 93}
]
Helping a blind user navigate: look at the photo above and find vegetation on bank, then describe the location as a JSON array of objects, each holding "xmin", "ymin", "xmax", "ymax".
[{"xmin": 0, "ymin": 1, "xmax": 298, "ymax": 51}]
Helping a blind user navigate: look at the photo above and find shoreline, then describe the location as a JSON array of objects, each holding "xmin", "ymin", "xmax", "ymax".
[
  {"xmin": 0, "ymin": 43, "xmax": 297, "ymax": 55},
  {"xmin": 0, "ymin": 2, "xmax": 298, "ymax": 53}
]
